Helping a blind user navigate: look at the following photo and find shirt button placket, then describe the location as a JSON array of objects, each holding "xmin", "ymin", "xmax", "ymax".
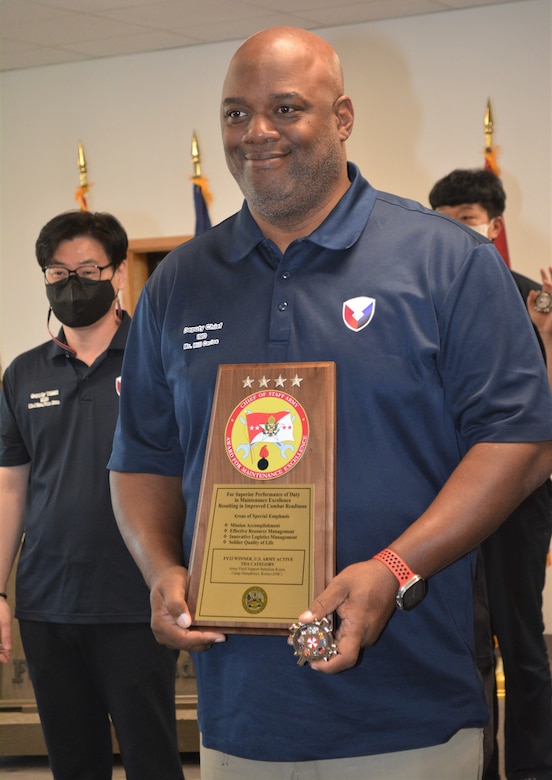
[
  {"xmin": 278, "ymin": 270, "xmax": 291, "ymax": 312},
  {"xmin": 269, "ymin": 268, "xmax": 292, "ymax": 343}
]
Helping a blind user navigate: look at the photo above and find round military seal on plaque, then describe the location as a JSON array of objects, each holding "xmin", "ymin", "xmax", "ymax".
[
  {"xmin": 225, "ymin": 391, "xmax": 309, "ymax": 480},
  {"xmin": 242, "ymin": 586, "xmax": 268, "ymax": 615}
]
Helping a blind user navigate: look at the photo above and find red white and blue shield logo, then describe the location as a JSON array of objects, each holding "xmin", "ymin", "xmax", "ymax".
[{"xmin": 342, "ymin": 296, "xmax": 376, "ymax": 332}]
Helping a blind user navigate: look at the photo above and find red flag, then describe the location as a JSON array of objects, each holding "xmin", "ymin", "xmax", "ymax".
[
  {"xmin": 484, "ymin": 102, "xmax": 510, "ymax": 267},
  {"xmin": 245, "ymin": 411, "xmax": 294, "ymax": 446}
]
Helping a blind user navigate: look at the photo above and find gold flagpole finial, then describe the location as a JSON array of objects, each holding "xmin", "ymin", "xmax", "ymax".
[
  {"xmin": 77, "ymin": 141, "xmax": 88, "ymax": 187},
  {"xmin": 190, "ymin": 132, "xmax": 213, "ymax": 211},
  {"xmin": 191, "ymin": 132, "xmax": 201, "ymax": 178},
  {"xmin": 484, "ymin": 99, "xmax": 494, "ymax": 153}
]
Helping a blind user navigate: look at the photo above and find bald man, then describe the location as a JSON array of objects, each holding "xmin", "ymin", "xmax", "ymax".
[{"xmin": 109, "ymin": 27, "xmax": 552, "ymax": 779}]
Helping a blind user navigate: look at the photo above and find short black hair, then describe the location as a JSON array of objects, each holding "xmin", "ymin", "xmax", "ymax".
[
  {"xmin": 35, "ymin": 210, "xmax": 128, "ymax": 268},
  {"xmin": 428, "ymin": 168, "xmax": 506, "ymax": 219}
]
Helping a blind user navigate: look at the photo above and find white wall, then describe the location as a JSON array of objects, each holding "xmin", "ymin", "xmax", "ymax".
[{"xmin": 1, "ymin": 0, "xmax": 551, "ymax": 628}]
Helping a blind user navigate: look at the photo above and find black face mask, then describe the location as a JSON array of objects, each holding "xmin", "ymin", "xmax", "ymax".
[{"xmin": 46, "ymin": 277, "xmax": 116, "ymax": 328}]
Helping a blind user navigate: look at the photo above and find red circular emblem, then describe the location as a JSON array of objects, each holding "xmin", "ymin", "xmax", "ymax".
[{"xmin": 225, "ymin": 392, "xmax": 309, "ymax": 480}]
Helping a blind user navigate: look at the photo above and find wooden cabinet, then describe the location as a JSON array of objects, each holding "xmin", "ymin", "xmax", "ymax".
[{"xmin": 121, "ymin": 235, "xmax": 191, "ymax": 315}]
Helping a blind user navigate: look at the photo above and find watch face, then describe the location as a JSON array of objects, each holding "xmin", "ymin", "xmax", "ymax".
[{"xmin": 397, "ymin": 576, "xmax": 427, "ymax": 611}]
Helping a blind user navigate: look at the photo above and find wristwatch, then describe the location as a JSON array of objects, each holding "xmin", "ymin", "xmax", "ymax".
[{"xmin": 373, "ymin": 548, "xmax": 427, "ymax": 611}]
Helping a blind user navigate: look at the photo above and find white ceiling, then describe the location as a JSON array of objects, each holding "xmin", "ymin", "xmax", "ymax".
[{"xmin": 1, "ymin": 0, "xmax": 528, "ymax": 73}]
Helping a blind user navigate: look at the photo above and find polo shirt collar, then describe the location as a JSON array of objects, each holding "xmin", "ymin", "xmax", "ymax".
[
  {"xmin": 45, "ymin": 310, "xmax": 130, "ymax": 360},
  {"xmin": 229, "ymin": 162, "xmax": 376, "ymax": 262}
]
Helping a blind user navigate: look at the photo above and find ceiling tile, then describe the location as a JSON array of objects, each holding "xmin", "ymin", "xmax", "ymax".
[{"xmin": 0, "ymin": 0, "xmax": 531, "ymax": 72}]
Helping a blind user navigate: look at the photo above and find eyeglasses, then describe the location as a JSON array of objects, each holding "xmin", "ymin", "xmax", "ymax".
[{"xmin": 43, "ymin": 263, "xmax": 114, "ymax": 285}]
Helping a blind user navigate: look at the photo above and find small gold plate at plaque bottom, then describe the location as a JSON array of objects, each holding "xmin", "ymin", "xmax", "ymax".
[{"xmin": 193, "ymin": 484, "xmax": 315, "ymax": 628}]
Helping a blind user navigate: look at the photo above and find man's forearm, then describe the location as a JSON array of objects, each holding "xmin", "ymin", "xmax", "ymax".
[
  {"xmin": 390, "ymin": 440, "xmax": 552, "ymax": 578},
  {"xmin": 110, "ymin": 471, "xmax": 186, "ymax": 588},
  {"xmin": 0, "ymin": 464, "xmax": 30, "ymax": 591}
]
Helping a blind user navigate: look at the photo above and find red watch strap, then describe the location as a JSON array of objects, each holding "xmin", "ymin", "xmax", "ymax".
[{"xmin": 373, "ymin": 548, "xmax": 416, "ymax": 588}]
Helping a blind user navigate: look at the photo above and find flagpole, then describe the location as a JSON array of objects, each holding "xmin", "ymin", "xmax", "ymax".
[
  {"xmin": 483, "ymin": 100, "xmax": 510, "ymax": 267},
  {"xmin": 75, "ymin": 141, "xmax": 91, "ymax": 211},
  {"xmin": 191, "ymin": 132, "xmax": 212, "ymax": 235},
  {"xmin": 191, "ymin": 132, "xmax": 202, "ymax": 179},
  {"xmin": 483, "ymin": 99, "xmax": 499, "ymax": 175},
  {"xmin": 484, "ymin": 98, "xmax": 494, "ymax": 158}
]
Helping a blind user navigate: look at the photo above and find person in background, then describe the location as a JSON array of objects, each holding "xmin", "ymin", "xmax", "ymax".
[
  {"xmin": 109, "ymin": 27, "xmax": 552, "ymax": 779},
  {"xmin": 429, "ymin": 168, "xmax": 552, "ymax": 780},
  {"xmin": 0, "ymin": 211, "xmax": 185, "ymax": 780}
]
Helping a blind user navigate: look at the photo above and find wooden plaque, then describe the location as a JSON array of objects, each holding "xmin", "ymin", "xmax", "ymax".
[{"xmin": 187, "ymin": 362, "xmax": 336, "ymax": 634}]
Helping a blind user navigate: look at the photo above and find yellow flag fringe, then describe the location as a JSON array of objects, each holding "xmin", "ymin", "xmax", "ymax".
[{"xmin": 190, "ymin": 174, "xmax": 213, "ymax": 208}]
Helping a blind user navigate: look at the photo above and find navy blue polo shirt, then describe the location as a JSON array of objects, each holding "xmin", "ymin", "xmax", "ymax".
[
  {"xmin": 1, "ymin": 313, "xmax": 151, "ymax": 622},
  {"xmin": 110, "ymin": 164, "xmax": 552, "ymax": 760}
]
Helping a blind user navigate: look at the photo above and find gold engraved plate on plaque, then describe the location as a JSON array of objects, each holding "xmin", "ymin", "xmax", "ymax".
[{"xmin": 187, "ymin": 362, "xmax": 336, "ymax": 634}]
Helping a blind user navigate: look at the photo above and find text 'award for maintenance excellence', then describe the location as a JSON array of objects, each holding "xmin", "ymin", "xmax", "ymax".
[{"xmin": 187, "ymin": 362, "xmax": 336, "ymax": 634}]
